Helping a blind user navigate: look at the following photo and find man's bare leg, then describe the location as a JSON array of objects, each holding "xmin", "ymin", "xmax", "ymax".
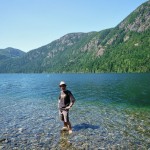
[
  {"xmin": 67, "ymin": 122, "xmax": 72, "ymax": 134},
  {"xmin": 64, "ymin": 122, "xmax": 68, "ymax": 128}
]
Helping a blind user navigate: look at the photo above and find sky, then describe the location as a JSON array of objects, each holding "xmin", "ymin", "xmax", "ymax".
[{"xmin": 0, "ymin": 0, "xmax": 148, "ymax": 52}]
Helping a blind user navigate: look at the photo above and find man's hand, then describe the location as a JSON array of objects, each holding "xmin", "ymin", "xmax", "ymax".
[{"xmin": 65, "ymin": 106, "xmax": 71, "ymax": 110}]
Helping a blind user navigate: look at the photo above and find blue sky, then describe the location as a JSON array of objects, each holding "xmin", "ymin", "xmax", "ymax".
[{"xmin": 0, "ymin": 0, "xmax": 148, "ymax": 52}]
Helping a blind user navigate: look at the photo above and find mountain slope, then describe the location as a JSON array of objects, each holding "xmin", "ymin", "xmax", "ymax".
[
  {"xmin": 0, "ymin": 47, "xmax": 26, "ymax": 73},
  {"xmin": 0, "ymin": 47, "xmax": 25, "ymax": 59},
  {"xmin": 0, "ymin": 1, "xmax": 150, "ymax": 73}
]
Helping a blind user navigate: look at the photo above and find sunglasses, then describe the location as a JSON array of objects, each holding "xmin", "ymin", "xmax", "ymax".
[{"xmin": 60, "ymin": 85, "xmax": 66, "ymax": 87}]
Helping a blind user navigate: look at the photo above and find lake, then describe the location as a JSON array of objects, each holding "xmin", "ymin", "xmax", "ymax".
[{"xmin": 0, "ymin": 73, "xmax": 150, "ymax": 149}]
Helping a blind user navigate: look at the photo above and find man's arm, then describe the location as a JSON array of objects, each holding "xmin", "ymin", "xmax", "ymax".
[
  {"xmin": 58, "ymin": 95, "xmax": 60, "ymax": 108},
  {"xmin": 66, "ymin": 92, "xmax": 75, "ymax": 109}
]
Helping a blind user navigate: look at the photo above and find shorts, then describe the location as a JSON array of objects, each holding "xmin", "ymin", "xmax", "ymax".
[{"xmin": 59, "ymin": 109, "xmax": 69, "ymax": 122}]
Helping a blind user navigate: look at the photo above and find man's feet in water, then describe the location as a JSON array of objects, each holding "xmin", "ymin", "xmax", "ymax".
[
  {"xmin": 61, "ymin": 127, "xmax": 68, "ymax": 131},
  {"xmin": 68, "ymin": 130, "xmax": 73, "ymax": 134},
  {"xmin": 61, "ymin": 127, "xmax": 73, "ymax": 134}
]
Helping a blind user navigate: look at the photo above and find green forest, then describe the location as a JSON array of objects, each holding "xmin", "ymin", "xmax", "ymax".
[{"xmin": 0, "ymin": 1, "xmax": 150, "ymax": 73}]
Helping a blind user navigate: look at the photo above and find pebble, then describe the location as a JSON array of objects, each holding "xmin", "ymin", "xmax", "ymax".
[
  {"xmin": 0, "ymin": 138, "xmax": 6, "ymax": 143},
  {"xmin": 0, "ymin": 146, "xmax": 4, "ymax": 149},
  {"xmin": 18, "ymin": 128, "xmax": 23, "ymax": 133}
]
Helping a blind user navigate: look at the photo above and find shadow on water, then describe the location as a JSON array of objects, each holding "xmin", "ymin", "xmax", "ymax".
[{"xmin": 73, "ymin": 123, "xmax": 99, "ymax": 131}]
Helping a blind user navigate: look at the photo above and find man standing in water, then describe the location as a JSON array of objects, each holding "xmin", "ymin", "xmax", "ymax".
[{"xmin": 58, "ymin": 81, "xmax": 76, "ymax": 134}]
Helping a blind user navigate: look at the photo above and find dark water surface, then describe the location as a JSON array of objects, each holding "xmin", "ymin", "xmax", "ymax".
[{"xmin": 0, "ymin": 73, "xmax": 150, "ymax": 149}]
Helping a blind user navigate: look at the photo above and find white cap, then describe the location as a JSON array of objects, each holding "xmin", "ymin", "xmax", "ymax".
[{"xmin": 59, "ymin": 81, "xmax": 66, "ymax": 86}]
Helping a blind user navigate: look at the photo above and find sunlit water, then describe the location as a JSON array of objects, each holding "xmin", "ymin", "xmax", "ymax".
[{"xmin": 0, "ymin": 73, "xmax": 150, "ymax": 149}]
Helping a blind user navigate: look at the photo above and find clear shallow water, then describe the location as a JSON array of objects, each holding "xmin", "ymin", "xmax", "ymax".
[{"xmin": 0, "ymin": 73, "xmax": 150, "ymax": 149}]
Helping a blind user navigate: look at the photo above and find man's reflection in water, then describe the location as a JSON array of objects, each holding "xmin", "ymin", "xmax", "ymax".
[{"xmin": 59, "ymin": 130, "xmax": 76, "ymax": 150}]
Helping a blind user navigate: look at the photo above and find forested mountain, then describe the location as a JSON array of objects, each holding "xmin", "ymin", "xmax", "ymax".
[
  {"xmin": 0, "ymin": 47, "xmax": 25, "ymax": 60},
  {"xmin": 0, "ymin": 1, "xmax": 150, "ymax": 73}
]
